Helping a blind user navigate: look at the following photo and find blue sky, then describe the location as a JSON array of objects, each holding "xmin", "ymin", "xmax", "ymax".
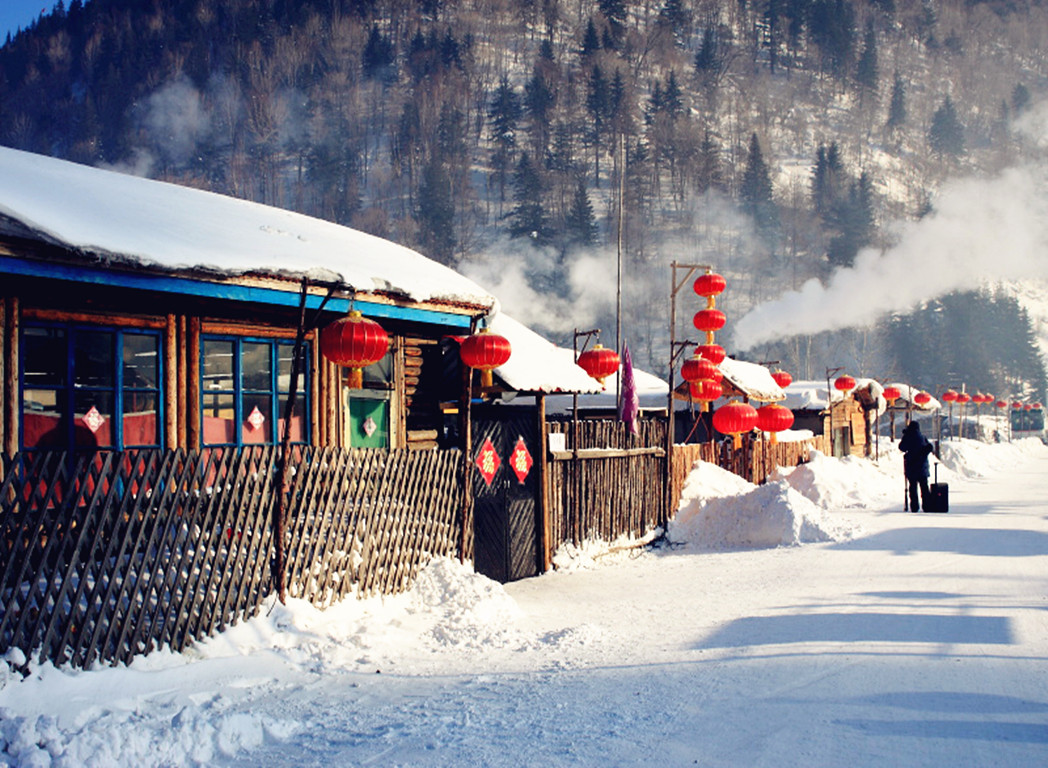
[{"xmin": 0, "ymin": 1, "xmax": 59, "ymax": 41}]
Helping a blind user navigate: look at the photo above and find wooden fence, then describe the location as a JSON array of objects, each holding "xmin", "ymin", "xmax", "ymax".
[
  {"xmin": 546, "ymin": 418, "xmax": 668, "ymax": 547},
  {"xmin": 0, "ymin": 446, "xmax": 463, "ymax": 669},
  {"xmin": 671, "ymin": 435, "xmax": 821, "ymax": 499}
]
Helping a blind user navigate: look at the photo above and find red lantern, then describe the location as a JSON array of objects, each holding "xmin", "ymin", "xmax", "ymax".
[
  {"xmin": 690, "ymin": 379, "xmax": 723, "ymax": 405},
  {"xmin": 996, "ymin": 400, "xmax": 1008, "ymax": 409},
  {"xmin": 712, "ymin": 400, "xmax": 758, "ymax": 449},
  {"xmin": 460, "ymin": 328, "xmax": 512, "ymax": 388},
  {"xmin": 681, "ymin": 354, "xmax": 718, "ymax": 384},
  {"xmin": 834, "ymin": 375, "xmax": 856, "ymax": 392},
  {"xmin": 577, "ymin": 344, "xmax": 620, "ymax": 386},
  {"xmin": 693, "ymin": 308, "xmax": 727, "ymax": 334},
  {"xmin": 320, "ymin": 310, "xmax": 390, "ymax": 389},
  {"xmin": 756, "ymin": 403, "xmax": 794, "ymax": 444},
  {"xmin": 693, "ymin": 271, "xmax": 727, "ymax": 299},
  {"xmin": 1034, "ymin": 402, "xmax": 1044, "ymax": 410},
  {"xmin": 882, "ymin": 385, "xmax": 902, "ymax": 403},
  {"xmin": 695, "ymin": 344, "xmax": 726, "ymax": 365},
  {"xmin": 1012, "ymin": 401, "xmax": 1022, "ymax": 410},
  {"xmin": 771, "ymin": 370, "xmax": 792, "ymax": 389},
  {"xmin": 941, "ymin": 390, "xmax": 958, "ymax": 403},
  {"xmin": 913, "ymin": 391, "xmax": 931, "ymax": 406},
  {"xmin": 956, "ymin": 392, "xmax": 971, "ymax": 405}
]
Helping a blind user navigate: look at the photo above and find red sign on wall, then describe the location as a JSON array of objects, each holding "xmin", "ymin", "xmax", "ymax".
[
  {"xmin": 475, "ymin": 437, "xmax": 501, "ymax": 486},
  {"xmin": 509, "ymin": 437, "xmax": 533, "ymax": 484}
]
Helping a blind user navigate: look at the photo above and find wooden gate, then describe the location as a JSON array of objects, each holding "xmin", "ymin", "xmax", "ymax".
[{"xmin": 471, "ymin": 407, "xmax": 540, "ymax": 583}]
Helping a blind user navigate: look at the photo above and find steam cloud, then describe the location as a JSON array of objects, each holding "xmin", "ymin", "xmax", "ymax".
[{"xmin": 735, "ymin": 102, "xmax": 1048, "ymax": 351}]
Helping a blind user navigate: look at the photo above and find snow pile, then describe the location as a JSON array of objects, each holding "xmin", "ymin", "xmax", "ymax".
[
  {"xmin": 935, "ymin": 436, "xmax": 1048, "ymax": 478},
  {"xmin": 780, "ymin": 449, "xmax": 900, "ymax": 510},
  {"xmin": 669, "ymin": 460, "xmax": 858, "ymax": 550},
  {"xmin": 551, "ymin": 529, "xmax": 662, "ymax": 572}
]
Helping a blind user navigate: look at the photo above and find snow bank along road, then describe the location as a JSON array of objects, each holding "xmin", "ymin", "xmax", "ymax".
[{"xmin": 2, "ymin": 441, "xmax": 1047, "ymax": 767}]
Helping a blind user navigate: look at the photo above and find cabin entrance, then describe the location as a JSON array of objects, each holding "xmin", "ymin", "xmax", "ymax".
[{"xmin": 471, "ymin": 406, "xmax": 540, "ymax": 583}]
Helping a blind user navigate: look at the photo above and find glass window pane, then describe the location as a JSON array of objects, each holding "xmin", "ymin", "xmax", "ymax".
[
  {"xmin": 203, "ymin": 340, "xmax": 235, "ymax": 391},
  {"xmin": 123, "ymin": 334, "xmax": 159, "ymax": 389},
  {"xmin": 241, "ymin": 342, "xmax": 272, "ymax": 391},
  {"xmin": 23, "ymin": 327, "xmax": 67, "ymax": 387},
  {"xmin": 74, "ymin": 330, "xmax": 115, "ymax": 388},
  {"xmin": 277, "ymin": 344, "xmax": 298, "ymax": 392},
  {"xmin": 123, "ymin": 391, "xmax": 159, "ymax": 446},
  {"xmin": 241, "ymin": 394, "xmax": 272, "ymax": 444},
  {"xmin": 74, "ymin": 391, "xmax": 114, "ymax": 447},
  {"xmin": 361, "ymin": 349, "xmax": 393, "ymax": 387},
  {"xmin": 203, "ymin": 393, "xmax": 236, "ymax": 445},
  {"xmin": 23, "ymin": 388, "xmax": 67, "ymax": 448},
  {"xmin": 277, "ymin": 397, "xmax": 307, "ymax": 443}
]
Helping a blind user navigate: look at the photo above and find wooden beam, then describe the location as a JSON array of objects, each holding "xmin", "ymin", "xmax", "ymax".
[
  {"xmin": 536, "ymin": 394, "xmax": 551, "ymax": 573},
  {"xmin": 310, "ymin": 334, "xmax": 319, "ymax": 446},
  {"xmin": 3, "ymin": 297, "xmax": 18, "ymax": 458},
  {"xmin": 549, "ymin": 446, "xmax": 666, "ymax": 461},
  {"xmin": 177, "ymin": 315, "xmax": 188, "ymax": 449},
  {"xmin": 164, "ymin": 314, "xmax": 178, "ymax": 450},
  {"xmin": 23, "ymin": 308, "xmax": 166, "ymax": 328}
]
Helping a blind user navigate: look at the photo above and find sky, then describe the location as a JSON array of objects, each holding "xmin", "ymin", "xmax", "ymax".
[
  {"xmin": 0, "ymin": 0, "xmax": 57, "ymax": 41},
  {"xmin": 2, "ymin": 433, "xmax": 1047, "ymax": 766}
]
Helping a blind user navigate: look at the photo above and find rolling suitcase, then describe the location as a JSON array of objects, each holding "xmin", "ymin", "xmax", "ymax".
[{"xmin": 926, "ymin": 463, "xmax": 948, "ymax": 513}]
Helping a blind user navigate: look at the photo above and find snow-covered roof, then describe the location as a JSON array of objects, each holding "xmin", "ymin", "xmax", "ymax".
[
  {"xmin": 0, "ymin": 147, "xmax": 496, "ymax": 310},
  {"xmin": 718, "ymin": 357, "xmax": 786, "ymax": 402},
  {"xmin": 488, "ymin": 314, "xmax": 603, "ymax": 395}
]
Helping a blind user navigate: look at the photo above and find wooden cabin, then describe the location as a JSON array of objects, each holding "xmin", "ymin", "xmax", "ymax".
[{"xmin": 0, "ymin": 147, "xmax": 495, "ymax": 458}]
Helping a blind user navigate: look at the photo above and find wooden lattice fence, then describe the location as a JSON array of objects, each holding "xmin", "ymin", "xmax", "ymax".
[{"xmin": 0, "ymin": 446, "xmax": 463, "ymax": 669}]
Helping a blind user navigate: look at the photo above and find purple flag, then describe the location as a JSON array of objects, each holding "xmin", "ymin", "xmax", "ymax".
[{"xmin": 618, "ymin": 342, "xmax": 639, "ymax": 434}]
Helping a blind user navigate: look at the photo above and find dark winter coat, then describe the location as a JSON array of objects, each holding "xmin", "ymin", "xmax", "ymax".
[{"xmin": 899, "ymin": 423, "xmax": 933, "ymax": 479}]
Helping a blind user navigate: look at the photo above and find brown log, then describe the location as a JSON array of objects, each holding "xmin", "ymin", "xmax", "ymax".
[
  {"xmin": 4, "ymin": 297, "xmax": 18, "ymax": 457},
  {"xmin": 23, "ymin": 307, "xmax": 166, "ymax": 328},
  {"xmin": 164, "ymin": 315, "xmax": 178, "ymax": 449},
  {"xmin": 187, "ymin": 317, "xmax": 201, "ymax": 450}
]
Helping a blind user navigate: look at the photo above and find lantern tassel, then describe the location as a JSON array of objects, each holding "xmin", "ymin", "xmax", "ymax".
[
  {"xmin": 480, "ymin": 369, "xmax": 494, "ymax": 388},
  {"xmin": 348, "ymin": 367, "xmax": 363, "ymax": 389},
  {"xmin": 733, "ymin": 433, "xmax": 742, "ymax": 450}
]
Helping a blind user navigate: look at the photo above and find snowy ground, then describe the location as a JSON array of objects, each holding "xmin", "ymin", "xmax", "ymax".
[{"xmin": 3, "ymin": 438, "xmax": 1048, "ymax": 767}]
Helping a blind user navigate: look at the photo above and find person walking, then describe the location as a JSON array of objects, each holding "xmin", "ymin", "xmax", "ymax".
[{"xmin": 899, "ymin": 420, "xmax": 934, "ymax": 512}]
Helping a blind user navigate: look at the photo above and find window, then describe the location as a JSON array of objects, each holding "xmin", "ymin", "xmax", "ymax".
[
  {"xmin": 21, "ymin": 324, "xmax": 162, "ymax": 452},
  {"xmin": 201, "ymin": 336, "xmax": 309, "ymax": 447},
  {"xmin": 344, "ymin": 348, "xmax": 394, "ymax": 448}
]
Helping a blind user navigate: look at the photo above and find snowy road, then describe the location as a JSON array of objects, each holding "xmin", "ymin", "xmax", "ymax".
[{"xmin": 3, "ymin": 440, "xmax": 1048, "ymax": 767}]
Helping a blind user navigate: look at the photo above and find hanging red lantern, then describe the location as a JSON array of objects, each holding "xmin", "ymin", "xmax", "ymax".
[
  {"xmin": 460, "ymin": 328, "xmax": 512, "ymax": 388},
  {"xmin": 996, "ymin": 400, "xmax": 1008, "ymax": 409},
  {"xmin": 834, "ymin": 374, "xmax": 856, "ymax": 392},
  {"xmin": 1012, "ymin": 401, "xmax": 1023, "ymax": 409},
  {"xmin": 913, "ymin": 391, "xmax": 931, "ymax": 406},
  {"xmin": 695, "ymin": 343, "xmax": 726, "ymax": 365},
  {"xmin": 882, "ymin": 385, "xmax": 902, "ymax": 403},
  {"xmin": 681, "ymin": 354, "xmax": 718, "ymax": 384},
  {"xmin": 1034, "ymin": 402, "xmax": 1044, "ymax": 410},
  {"xmin": 712, "ymin": 400, "xmax": 758, "ymax": 449},
  {"xmin": 320, "ymin": 310, "xmax": 390, "ymax": 389},
  {"xmin": 693, "ymin": 271, "xmax": 727, "ymax": 299},
  {"xmin": 577, "ymin": 344, "xmax": 620, "ymax": 386},
  {"xmin": 941, "ymin": 390, "xmax": 958, "ymax": 403},
  {"xmin": 956, "ymin": 392, "xmax": 971, "ymax": 405},
  {"xmin": 756, "ymin": 403, "xmax": 794, "ymax": 444},
  {"xmin": 693, "ymin": 308, "xmax": 727, "ymax": 334},
  {"xmin": 771, "ymin": 370, "xmax": 792, "ymax": 389},
  {"xmin": 690, "ymin": 379, "xmax": 723, "ymax": 409}
]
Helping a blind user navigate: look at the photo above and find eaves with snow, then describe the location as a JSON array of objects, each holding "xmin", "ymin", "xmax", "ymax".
[
  {"xmin": 487, "ymin": 314, "xmax": 604, "ymax": 395},
  {"xmin": 0, "ymin": 147, "xmax": 496, "ymax": 313}
]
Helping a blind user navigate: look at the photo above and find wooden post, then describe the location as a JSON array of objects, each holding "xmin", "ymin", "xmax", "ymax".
[
  {"xmin": 536, "ymin": 394, "xmax": 551, "ymax": 572},
  {"xmin": 164, "ymin": 314, "xmax": 178, "ymax": 450},
  {"xmin": 177, "ymin": 315, "xmax": 188, "ymax": 449},
  {"xmin": 310, "ymin": 334, "xmax": 320, "ymax": 446},
  {"xmin": 187, "ymin": 317, "xmax": 201, "ymax": 450},
  {"xmin": 459, "ymin": 363, "xmax": 473, "ymax": 563},
  {"xmin": 4, "ymin": 297, "xmax": 19, "ymax": 458}
]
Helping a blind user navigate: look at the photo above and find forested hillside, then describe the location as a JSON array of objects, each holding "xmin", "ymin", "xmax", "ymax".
[{"xmin": 2, "ymin": 0, "xmax": 1047, "ymax": 396}]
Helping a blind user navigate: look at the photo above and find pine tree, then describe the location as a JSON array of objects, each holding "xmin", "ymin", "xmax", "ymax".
[
  {"xmin": 855, "ymin": 21, "xmax": 878, "ymax": 94},
  {"xmin": 362, "ymin": 25, "xmax": 395, "ymax": 82},
  {"xmin": 489, "ymin": 75, "xmax": 522, "ymax": 203},
  {"xmin": 564, "ymin": 179, "xmax": 598, "ymax": 249},
  {"xmin": 508, "ymin": 152, "xmax": 551, "ymax": 244},
  {"xmin": 1012, "ymin": 83, "xmax": 1031, "ymax": 115},
  {"xmin": 928, "ymin": 96, "xmax": 965, "ymax": 157},
  {"xmin": 417, "ymin": 157, "xmax": 456, "ymax": 264},
  {"xmin": 582, "ymin": 17, "xmax": 601, "ymax": 57},
  {"xmin": 886, "ymin": 72, "xmax": 906, "ymax": 131},
  {"xmin": 740, "ymin": 133, "xmax": 777, "ymax": 241},
  {"xmin": 827, "ymin": 171, "xmax": 874, "ymax": 268}
]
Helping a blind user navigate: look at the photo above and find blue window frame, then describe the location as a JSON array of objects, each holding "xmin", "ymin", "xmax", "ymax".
[
  {"xmin": 21, "ymin": 323, "xmax": 163, "ymax": 452},
  {"xmin": 200, "ymin": 336, "xmax": 309, "ymax": 447}
]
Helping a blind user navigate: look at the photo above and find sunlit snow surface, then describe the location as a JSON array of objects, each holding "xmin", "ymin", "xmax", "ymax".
[{"xmin": 3, "ymin": 437, "xmax": 1048, "ymax": 767}]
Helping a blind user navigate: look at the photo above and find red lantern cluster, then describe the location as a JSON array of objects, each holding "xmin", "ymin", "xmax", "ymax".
[
  {"xmin": 712, "ymin": 400, "xmax": 758, "ymax": 449},
  {"xmin": 460, "ymin": 328, "xmax": 512, "ymax": 388},
  {"xmin": 577, "ymin": 344, "xmax": 620, "ymax": 387},
  {"xmin": 320, "ymin": 310, "xmax": 390, "ymax": 389}
]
